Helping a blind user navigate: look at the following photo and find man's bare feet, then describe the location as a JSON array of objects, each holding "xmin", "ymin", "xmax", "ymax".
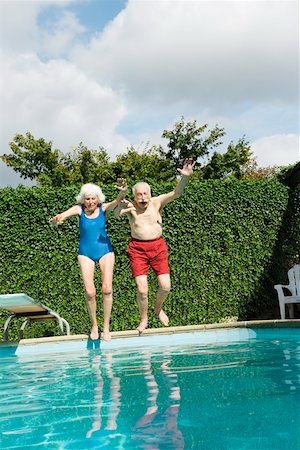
[
  {"xmin": 137, "ymin": 318, "xmax": 148, "ymax": 335},
  {"xmin": 158, "ymin": 309, "xmax": 169, "ymax": 326},
  {"xmin": 90, "ymin": 325, "xmax": 99, "ymax": 340},
  {"xmin": 102, "ymin": 329, "xmax": 112, "ymax": 341}
]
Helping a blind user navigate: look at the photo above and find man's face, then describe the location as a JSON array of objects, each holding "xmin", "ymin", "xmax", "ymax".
[{"xmin": 134, "ymin": 184, "xmax": 151, "ymax": 208}]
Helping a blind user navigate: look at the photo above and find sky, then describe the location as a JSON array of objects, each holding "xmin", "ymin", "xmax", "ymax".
[{"xmin": 0, "ymin": 0, "xmax": 299, "ymax": 187}]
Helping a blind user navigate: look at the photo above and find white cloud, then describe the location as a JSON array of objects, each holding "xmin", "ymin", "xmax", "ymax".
[
  {"xmin": 72, "ymin": 0, "xmax": 298, "ymax": 110},
  {"xmin": 0, "ymin": 0, "xmax": 75, "ymax": 56},
  {"xmin": 0, "ymin": 0, "xmax": 298, "ymax": 187},
  {"xmin": 1, "ymin": 52, "xmax": 129, "ymax": 184},
  {"xmin": 0, "ymin": 1, "xmax": 40, "ymax": 55},
  {"xmin": 251, "ymin": 134, "xmax": 299, "ymax": 167},
  {"xmin": 70, "ymin": 0, "xmax": 299, "ymax": 169},
  {"xmin": 40, "ymin": 10, "xmax": 86, "ymax": 59}
]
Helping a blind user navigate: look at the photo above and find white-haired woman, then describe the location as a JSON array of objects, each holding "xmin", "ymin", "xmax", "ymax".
[{"xmin": 50, "ymin": 179, "xmax": 127, "ymax": 341}]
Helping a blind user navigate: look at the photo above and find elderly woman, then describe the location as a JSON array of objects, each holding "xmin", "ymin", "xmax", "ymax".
[{"xmin": 50, "ymin": 180, "xmax": 127, "ymax": 341}]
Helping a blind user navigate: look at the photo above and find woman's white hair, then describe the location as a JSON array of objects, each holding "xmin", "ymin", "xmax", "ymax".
[
  {"xmin": 132, "ymin": 182, "xmax": 151, "ymax": 196},
  {"xmin": 76, "ymin": 183, "xmax": 105, "ymax": 205}
]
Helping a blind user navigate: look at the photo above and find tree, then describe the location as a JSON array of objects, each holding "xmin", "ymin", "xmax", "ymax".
[
  {"xmin": 161, "ymin": 117, "xmax": 225, "ymax": 169},
  {"xmin": 63, "ymin": 143, "xmax": 114, "ymax": 185},
  {"xmin": 161, "ymin": 117, "xmax": 255, "ymax": 180},
  {"xmin": 111, "ymin": 145, "xmax": 174, "ymax": 182},
  {"xmin": 2, "ymin": 133, "xmax": 61, "ymax": 182},
  {"xmin": 200, "ymin": 137, "xmax": 252, "ymax": 179},
  {"xmin": 1, "ymin": 133, "xmax": 114, "ymax": 187},
  {"xmin": 3, "ymin": 120, "xmax": 272, "ymax": 186},
  {"xmin": 242, "ymin": 158, "xmax": 279, "ymax": 180}
]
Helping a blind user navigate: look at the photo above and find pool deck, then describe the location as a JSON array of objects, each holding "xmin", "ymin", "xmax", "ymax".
[{"xmin": 1, "ymin": 319, "xmax": 300, "ymax": 348}]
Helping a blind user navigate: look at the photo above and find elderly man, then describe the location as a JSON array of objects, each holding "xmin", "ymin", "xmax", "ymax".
[{"xmin": 116, "ymin": 158, "xmax": 195, "ymax": 334}]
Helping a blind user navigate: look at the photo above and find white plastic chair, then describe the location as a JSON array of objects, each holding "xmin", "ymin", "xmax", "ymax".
[{"xmin": 274, "ymin": 264, "xmax": 300, "ymax": 319}]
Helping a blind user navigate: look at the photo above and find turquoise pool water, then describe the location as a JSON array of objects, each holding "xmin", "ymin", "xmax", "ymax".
[{"xmin": 0, "ymin": 328, "xmax": 299, "ymax": 449}]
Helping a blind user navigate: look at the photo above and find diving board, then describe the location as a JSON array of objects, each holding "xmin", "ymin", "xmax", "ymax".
[{"xmin": 0, "ymin": 293, "xmax": 70, "ymax": 340}]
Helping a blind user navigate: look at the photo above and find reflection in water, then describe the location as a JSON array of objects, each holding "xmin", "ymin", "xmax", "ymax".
[
  {"xmin": 132, "ymin": 350, "xmax": 184, "ymax": 449},
  {"xmin": 134, "ymin": 352, "xmax": 159, "ymax": 427},
  {"xmin": 86, "ymin": 348, "xmax": 184, "ymax": 449},
  {"xmin": 282, "ymin": 345, "xmax": 299, "ymax": 392},
  {"xmin": 86, "ymin": 353, "xmax": 121, "ymax": 439}
]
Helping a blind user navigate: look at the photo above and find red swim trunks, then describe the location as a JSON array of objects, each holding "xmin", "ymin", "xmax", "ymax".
[{"xmin": 128, "ymin": 236, "xmax": 169, "ymax": 278}]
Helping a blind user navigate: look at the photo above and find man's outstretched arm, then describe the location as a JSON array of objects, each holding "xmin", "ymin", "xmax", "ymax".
[{"xmin": 158, "ymin": 158, "xmax": 195, "ymax": 206}]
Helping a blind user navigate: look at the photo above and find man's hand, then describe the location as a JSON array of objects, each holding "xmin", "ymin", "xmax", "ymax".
[
  {"xmin": 115, "ymin": 178, "xmax": 128, "ymax": 192},
  {"xmin": 177, "ymin": 158, "xmax": 195, "ymax": 177}
]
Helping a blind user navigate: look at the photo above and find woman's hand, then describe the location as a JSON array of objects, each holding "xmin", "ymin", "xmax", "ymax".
[{"xmin": 49, "ymin": 214, "xmax": 64, "ymax": 225}]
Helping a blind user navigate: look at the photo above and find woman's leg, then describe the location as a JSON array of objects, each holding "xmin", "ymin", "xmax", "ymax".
[
  {"xmin": 78, "ymin": 255, "xmax": 98, "ymax": 339},
  {"xmin": 99, "ymin": 252, "xmax": 115, "ymax": 341}
]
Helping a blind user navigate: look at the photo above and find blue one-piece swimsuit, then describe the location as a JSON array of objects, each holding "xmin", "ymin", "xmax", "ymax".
[{"xmin": 78, "ymin": 205, "xmax": 113, "ymax": 262}]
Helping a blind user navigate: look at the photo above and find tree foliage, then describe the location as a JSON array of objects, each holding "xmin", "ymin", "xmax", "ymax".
[
  {"xmin": 162, "ymin": 118, "xmax": 225, "ymax": 169},
  {"xmin": 2, "ymin": 133, "xmax": 61, "ymax": 182},
  {"xmin": 1, "ymin": 118, "xmax": 280, "ymax": 187},
  {"xmin": 199, "ymin": 137, "xmax": 252, "ymax": 179},
  {"xmin": 161, "ymin": 118, "xmax": 256, "ymax": 180},
  {"xmin": 112, "ymin": 145, "xmax": 174, "ymax": 182},
  {"xmin": 1, "ymin": 134, "xmax": 114, "ymax": 186},
  {"xmin": 242, "ymin": 158, "xmax": 279, "ymax": 180}
]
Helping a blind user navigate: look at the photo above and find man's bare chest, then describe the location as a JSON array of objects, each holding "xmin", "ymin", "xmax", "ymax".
[{"xmin": 132, "ymin": 205, "xmax": 162, "ymax": 225}]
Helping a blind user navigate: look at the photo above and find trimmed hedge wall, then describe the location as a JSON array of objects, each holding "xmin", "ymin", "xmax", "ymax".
[{"xmin": 0, "ymin": 179, "xmax": 299, "ymax": 339}]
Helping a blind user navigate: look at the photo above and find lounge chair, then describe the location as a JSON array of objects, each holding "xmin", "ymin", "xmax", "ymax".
[{"xmin": 0, "ymin": 293, "xmax": 70, "ymax": 340}]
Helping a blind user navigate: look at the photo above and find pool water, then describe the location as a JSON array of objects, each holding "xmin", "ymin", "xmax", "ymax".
[{"xmin": 0, "ymin": 331, "xmax": 299, "ymax": 449}]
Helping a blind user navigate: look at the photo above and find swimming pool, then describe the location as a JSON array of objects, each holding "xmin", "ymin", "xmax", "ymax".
[{"xmin": 0, "ymin": 327, "xmax": 299, "ymax": 449}]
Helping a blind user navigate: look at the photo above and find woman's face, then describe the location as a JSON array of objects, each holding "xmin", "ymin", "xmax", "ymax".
[{"xmin": 83, "ymin": 194, "xmax": 99, "ymax": 211}]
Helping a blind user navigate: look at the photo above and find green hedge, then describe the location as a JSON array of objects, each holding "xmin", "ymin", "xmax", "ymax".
[{"xmin": 0, "ymin": 179, "xmax": 299, "ymax": 339}]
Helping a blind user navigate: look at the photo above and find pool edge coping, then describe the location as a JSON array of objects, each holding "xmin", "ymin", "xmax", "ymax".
[{"xmin": 1, "ymin": 319, "xmax": 300, "ymax": 348}]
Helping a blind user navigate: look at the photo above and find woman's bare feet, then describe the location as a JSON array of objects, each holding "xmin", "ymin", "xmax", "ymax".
[
  {"xmin": 137, "ymin": 318, "xmax": 148, "ymax": 335},
  {"xmin": 158, "ymin": 309, "xmax": 169, "ymax": 326},
  {"xmin": 102, "ymin": 329, "xmax": 112, "ymax": 341},
  {"xmin": 90, "ymin": 325, "xmax": 99, "ymax": 340}
]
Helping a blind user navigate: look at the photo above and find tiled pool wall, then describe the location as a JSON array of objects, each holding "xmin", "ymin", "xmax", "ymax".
[{"xmin": 1, "ymin": 320, "xmax": 300, "ymax": 357}]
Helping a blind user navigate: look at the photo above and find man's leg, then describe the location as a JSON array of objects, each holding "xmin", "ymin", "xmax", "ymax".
[
  {"xmin": 99, "ymin": 252, "xmax": 115, "ymax": 341},
  {"xmin": 78, "ymin": 255, "xmax": 98, "ymax": 339},
  {"xmin": 154, "ymin": 274, "xmax": 170, "ymax": 326},
  {"xmin": 135, "ymin": 275, "xmax": 149, "ymax": 333}
]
